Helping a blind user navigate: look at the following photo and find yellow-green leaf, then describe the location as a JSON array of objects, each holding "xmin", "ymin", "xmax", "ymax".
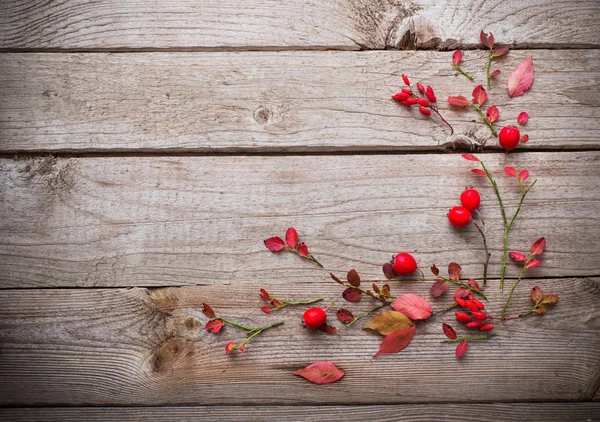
[{"xmin": 363, "ymin": 311, "xmax": 414, "ymax": 336}]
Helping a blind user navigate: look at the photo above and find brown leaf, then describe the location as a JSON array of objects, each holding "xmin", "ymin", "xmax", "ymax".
[
  {"xmin": 442, "ymin": 323, "xmax": 457, "ymax": 339},
  {"xmin": 202, "ymin": 303, "xmax": 216, "ymax": 318},
  {"xmin": 381, "ymin": 284, "xmax": 391, "ymax": 296},
  {"xmin": 347, "ymin": 269, "xmax": 361, "ymax": 287},
  {"xmin": 205, "ymin": 319, "xmax": 225, "ymax": 333},
  {"xmin": 530, "ymin": 286, "xmax": 543, "ymax": 305},
  {"xmin": 342, "ymin": 287, "xmax": 362, "ymax": 302},
  {"xmin": 456, "ymin": 340, "xmax": 468, "ymax": 358},
  {"xmin": 448, "ymin": 262, "xmax": 462, "ymax": 282},
  {"xmin": 430, "ymin": 264, "xmax": 440, "ymax": 276},
  {"xmin": 336, "ymin": 308, "xmax": 355, "ymax": 324},
  {"xmin": 531, "ymin": 237, "xmax": 546, "ymax": 255},
  {"xmin": 430, "ymin": 279, "xmax": 449, "ymax": 297},
  {"xmin": 363, "ymin": 311, "xmax": 414, "ymax": 336},
  {"xmin": 489, "ymin": 69, "xmax": 501, "ymax": 78},
  {"xmin": 382, "ymin": 262, "xmax": 395, "ymax": 279},
  {"xmin": 534, "ymin": 304, "xmax": 547, "ymax": 315},
  {"xmin": 373, "ymin": 326, "xmax": 416, "ymax": 357},
  {"xmin": 264, "ymin": 236, "xmax": 287, "ymax": 252},
  {"xmin": 492, "ymin": 45, "xmax": 510, "ymax": 57},
  {"xmin": 293, "ymin": 361, "xmax": 345, "ymax": 384},
  {"xmin": 330, "ymin": 273, "xmax": 343, "ymax": 285},
  {"xmin": 391, "ymin": 294, "xmax": 432, "ymax": 320},
  {"xmin": 372, "ymin": 283, "xmax": 380, "ymax": 294},
  {"xmin": 319, "ymin": 324, "xmax": 338, "ymax": 334},
  {"xmin": 285, "ymin": 227, "xmax": 298, "ymax": 249},
  {"xmin": 542, "ymin": 294, "xmax": 559, "ymax": 305}
]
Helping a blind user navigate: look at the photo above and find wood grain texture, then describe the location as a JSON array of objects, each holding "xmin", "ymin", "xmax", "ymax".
[
  {"xmin": 0, "ymin": 153, "xmax": 599, "ymax": 288},
  {"xmin": 1, "ymin": 0, "xmax": 599, "ymax": 50},
  {"xmin": 2, "ymin": 403, "xmax": 600, "ymax": 421},
  {"xmin": 0, "ymin": 277, "xmax": 598, "ymax": 405},
  {"xmin": 1, "ymin": 50, "xmax": 598, "ymax": 153}
]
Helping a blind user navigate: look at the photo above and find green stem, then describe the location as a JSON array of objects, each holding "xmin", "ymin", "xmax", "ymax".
[
  {"xmin": 500, "ymin": 262, "xmax": 528, "ymax": 319},
  {"xmin": 338, "ymin": 304, "xmax": 386, "ymax": 331},
  {"xmin": 481, "ymin": 161, "xmax": 507, "ymax": 225},
  {"xmin": 432, "ymin": 303, "xmax": 458, "ymax": 316},
  {"xmin": 453, "ymin": 64, "xmax": 474, "ymax": 81},
  {"xmin": 439, "ymin": 276, "xmax": 487, "ymax": 299},
  {"xmin": 441, "ymin": 333, "xmax": 495, "ymax": 343},
  {"xmin": 288, "ymin": 247, "xmax": 324, "ymax": 268},
  {"xmin": 486, "ymin": 50, "xmax": 493, "ymax": 90},
  {"xmin": 472, "ymin": 219, "xmax": 491, "ymax": 288},
  {"xmin": 238, "ymin": 321, "xmax": 284, "ymax": 346},
  {"xmin": 470, "ymin": 103, "xmax": 497, "ymax": 137},
  {"xmin": 221, "ymin": 318, "xmax": 258, "ymax": 332},
  {"xmin": 273, "ymin": 297, "xmax": 324, "ymax": 308}
]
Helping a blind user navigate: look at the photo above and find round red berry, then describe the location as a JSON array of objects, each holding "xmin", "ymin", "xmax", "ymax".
[
  {"xmin": 392, "ymin": 252, "xmax": 418, "ymax": 275},
  {"xmin": 448, "ymin": 206, "xmax": 471, "ymax": 227},
  {"xmin": 460, "ymin": 188, "xmax": 480, "ymax": 211},
  {"xmin": 499, "ymin": 126, "xmax": 520, "ymax": 151},
  {"xmin": 303, "ymin": 307, "xmax": 327, "ymax": 329}
]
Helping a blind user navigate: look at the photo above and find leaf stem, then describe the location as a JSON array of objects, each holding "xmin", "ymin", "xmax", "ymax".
[
  {"xmin": 472, "ymin": 218, "xmax": 491, "ymax": 288},
  {"xmin": 220, "ymin": 318, "xmax": 260, "ymax": 332},
  {"xmin": 338, "ymin": 304, "xmax": 386, "ymax": 331},
  {"xmin": 453, "ymin": 64, "xmax": 474, "ymax": 81},
  {"xmin": 486, "ymin": 50, "xmax": 493, "ymax": 90},
  {"xmin": 233, "ymin": 321, "xmax": 284, "ymax": 350},
  {"xmin": 438, "ymin": 276, "xmax": 487, "ymax": 299},
  {"xmin": 344, "ymin": 283, "xmax": 396, "ymax": 301},
  {"xmin": 271, "ymin": 297, "xmax": 324, "ymax": 311},
  {"xmin": 470, "ymin": 102, "xmax": 497, "ymax": 136},
  {"xmin": 431, "ymin": 104, "xmax": 454, "ymax": 135},
  {"xmin": 500, "ymin": 258, "xmax": 530, "ymax": 319},
  {"xmin": 288, "ymin": 247, "xmax": 324, "ymax": 268},
  {"xmin": 441, "ymin": 333, "xmax": 495, "ymax": 343},
  {"xmin": 432, "ymin": 303, "xmax": 458, "ymax": 316}
]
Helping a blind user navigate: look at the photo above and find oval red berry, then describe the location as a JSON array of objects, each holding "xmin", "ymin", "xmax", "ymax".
[
  {"xmin": 460, "ymin": 188, "xmax": 481, "ymax": 211},
  {"xmin": 499, "ymin": 126, "xmax": 520, "ymax": 151},
  {"xmin": 392, "ymin": 253, "xmax": 418, "ymax": 275},
  {"xmin": 303, "ymin": 307, "xmax": 327, "ymax": 329},
  {"xmin": 448, "ymin": 206, "xmax": 472, "ymax": 227}
]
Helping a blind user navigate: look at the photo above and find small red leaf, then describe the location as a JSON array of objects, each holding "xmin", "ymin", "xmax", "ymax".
[
  {"xmin": 372, "ymin": 283, "xmax": 380, "ymax": 294},
  {"xmin": 225, "ymin": 342, "xmax": 236, "ymax": 354},
  {"xmin": 343, "ymin": 287, "xmax": 362, "ymax": 302},
  {"xmin": 442, "ymin": 323, "xmax": 457, "ymax": 339},
  {"xmin": 486, "ymin": 105, "xmax": 499, "ymax": 123},
  {"xmin": 448, "ymin": 262, "xmax": 462, "ymax": 282},
  {"xmin": 509, "ymin": 251, "xmax": 527, "ymax": 262},
  {"xmin": 518, "ymin": 112, "xmax": 529, "ymax": 125},
  {"xmin": 259, "ymin": 288, "xmax": 271, "ymax": 301},
  {"xmin": 285, "ymin": 227, "xmax": 298, "ymax": 248},
  {"xmin": 293, "ymin": 361, "xmax": 346, "ymax": 384},
  {"xmin": 430, "ymin": 264, "xmax": 440, "ymax": 276},
  {"xmin": 347, "ymin": 269, "xmax": 361, "ymax": 287},
  {"xmin": 265, "ymin": 236, "xmax": 287, "ymax": 252},
  {"xmin": 452, "ymin": 50, "xmax": 463, "ymax": 65},
  {"xmin": 319, "ymin": 324, "xmax": 338, "ymax": 335},
  {"xmin": 456, "ymin": 340, "xmax": 468, "ymax": 358},
  {"xmin": 271, "ymin": 300, "xmax": 282, "ymax": 308},
  {"xmin": 336, "ymin": 308, "xmax": 355, "ymax": 324},
  {"xmin": 381, "ymin": 284, "xmax": 391, "ymax": 296},
  {"xmin": 391, "ymin": 293, "xmax": 432, "ymax": 320},
  {"xmin": 261, "ymin": 306, "xmax": 272, "ymax": 314},
  {"xmin": 382, "ymin": 262, "xmax": 395, "ymax": 279},
  {"xmin": 472, "ymin": 169, "xmax": 486, "ymax": 176},
  {"xmin": 330, "ymin": 273, "xmax": 343, "ymax": 285},
  {"xmin": 508, "ymin": 56, "xmax": 535, "ymax": 97},
  {"xmin": 534, "ymin": 304, "xmax": 547, "ymax": 314},
  {"xmin": 472, "ymin": 85, "xmax": 487, "ymax": 107},
  {"xmin": 531, "ymin": 286, "xmax": 543, "ymax": 305},
  {"xmin": 520, "ymin": 134, "xmax": 529, "ymax": 143},
  {"xmin": 542, "ymin": 294, "xmax": 558, "ymax": 305},
  {"xmin": 461, "ymin": 154, "xmax": 480, "ymax": 162},
  {"xmin": 468, "ymin": 278, "xmax": 481, "ymax": 291},
  {"xmin": 518, "ymin": 169, "xmax": 529, "ymax": 182},
  {"xmin": 504, "ymin": 166, "xmax": 518, "ymax": 177},
  {"xmin": 526, "ymin": 259, "xmax": 542, "ymax": 269},
  {"xmin": 430, "ymin": 279, "xmax": 449, "ymax": 297},
  {"xmin": 297, "ymin": 242, "xmax": 309, "ymax": 257},
  {"xmin": 373, "ymin": 325, "xmax": 416, "ymax": 357},
  {"xmin": 206, "ymin": 319, "xmax": 225, "ymax": 333},
  {"xmin": 531, "ymin": 237, "xmax": 546, "ymax": 255},
  {"xmin": 490, "ymin": 69, "xmax": 501, "ymax": 78},
  {"xmin": 202, "ymin": 303, "xmax": 216, "ymax": 319},
  {"xmin": 448, "ymin": 95, "xmax": 470, "ymax": 107},
  {"xmin": 480, "ymin": 31, "xmax": 493, "ymax": 49},
  {"xmin": 492, "ymin": 45, "xmax": 510, "ymax": 57}
]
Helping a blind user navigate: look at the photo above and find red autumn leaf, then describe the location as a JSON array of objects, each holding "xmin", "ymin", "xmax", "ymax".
[
  {"xmin": 373, "ymin": 325, "xmax": 416, "ymax": 357},
  {"xmin": 336, "ymin": 308, "xmax": 355, "ymax": 324},
  {"xmin": 492, "ymin": 45, "xmax": 510, "ymax": 57},
  {"xmin": 448, "ymin": 262, "xmax": 462, "ymax": 282},
  {"xmin": 206, "ymin": 319, "xmax": 225, "ymax": 333},
  {"xmin": 297, "ymin": 242, "xmax": 309, "ymax": 257},
  {"xmin": 504, "ymin": 166, "xmax": 518, "ymax": 177},
  {"xmin": 430, "ymin": 264, "xmax": 440, "ymax": 276},
  {"xmin": 526, "ymin": 259, "xmax": 542, "ymax": 269},
  {"xmin": 519, "ymin": 169, "xmax": 529, "ymax": 182},
  {"xmin": 319, "ymin": 324, "xmax": 338, "ymax": 334},
  {"xmin": 472, "ymin": 85, "xmax": 487, "ymax": 107},
  {"xmin": 372, "ymin": 283, "xmax": 380, "ymax": 294},
  {"xmin": 293, "ymin": 361, "xmax": 345, "ymax": 384},
  {"xmin": 461, "ymin": 154, "xmax": 480, "ymax": 162},
  {"xmin": 472, "ymin": 169, "xmax": 486, "ymax": 176},
  {"xmin": 430, "ymin": 279, "xmax": 449, "ymax": 297},
  {"xmin": 486, "ymin": 105, "xmax": 499, "ymax": 123},
  {"xmin": 442, "ymin": 323, "xmax": 457, "ymax": 339},
  {"xmin": 391, "ymin": 293, "xmax": 432, "ymax": 320},
  {"xmin": 225, "ymin": 342, "xmax": 236, "ymax": 354},
  {"xmin": 509, "ymin": 251, "xmax": 527, "ymax": 262},
  {"xmin": 285, "ymin": 227, "xmax": 298, "ymax": 249},
  {"xmin": 456, "ymin": 340, "xmax": 468, "ymax": 358},
  {"xmin": 534, "ymin": 304, "xmax": 547, "ymax": 314},
  {"xmin": 330, "ymin": 272, "xmax": 343, "ymax": 285},
  {"xmin": 259, "ymin": 288, "xmax": 271, "ymax": 300},
  {"xmin": 508, "ymin": 56, "xmax": 535, "ymax": 97},
  {"xmin": 382, "ymin": 262, "xmax": 395, "ymax": 279},
  {"xmin": 452, "ymin": 50, "xmax": 463, "ymax": 65},
  {"xmin": 468, "ymin": 278, "xmax": 481, "ymax": 291},
  {"xmin": 271, "ymin": 300, "xmax": 282, "ymax": 308},
  {"xmin": 520, "ymin": 134, "xmax": 529, "ymax": 143},
  {"xmin": 531, "ymin": 237, "xmax": 546, "ymax": 255},
  {"xmin": 480, "ymin": 30, "xmax": 494, "ymax": 49},
  {"xmin": 542, "ymin": 294, "xmax": 559, "ymax": 305},
  {"xmin": 347, "ymin": 269, "xmax": 361, "ymax": 287},
  {"xmin": 265, "ymin": 236, "xmax": 287, "ymax": 252},
  {"xmin": 202, "ymin": 303, "xmax": 216, "ymax": 318},
  {"xmin": 261, "ymin": 305, "xmax": 272, "ymax": 314},
  {"xmin": 530, "ymin": 286, "xmax": 543, "ymax": 305},
  {"xmin": 490, "ymin": 69, "xmax": 501, "ymax": 78},
  {"xmin": 518, "ymin": 112, "xmax": 529, "ymax": 125},
  {"xmin": 448, "ymin": 96, "xmax": 470, "ymax": 107},
  {"xmin": 343, "ymin": 287, "xmax": 362, "ymax": 302}
]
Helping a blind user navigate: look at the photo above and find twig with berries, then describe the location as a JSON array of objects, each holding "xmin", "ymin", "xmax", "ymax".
[
  {"xmin": 451, "ymin": 50, "xmax": 474, "ymax": 81},
  {"xmin": 259, "ymin": 288, "xmax": 323, "ymax": 313},
  {"xmin": 392, "ymin": 74, "xmax": 454, "ymax": 135},
  {"xmin": 448, "ymin": 85, "xmax": 498, "ymax": 137},
  {"xmin": 480, "ymin": 31, "xmax": 510, "ymax": 89},
  {"xmin": 264, "ymin": 227, "xmax": 323, "ymax": 268}
]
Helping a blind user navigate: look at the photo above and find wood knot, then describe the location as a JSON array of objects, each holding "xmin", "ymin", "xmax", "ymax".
[
  {"xmin": 253, "ymin": 105, "xmax": 272, "ymax": 124},
  {"xmin": 151, "ymin": 337, "xmax": 194, "ymax": 373},
  {"xmin": 181, "ymin": 316, "xmax": 201, "ymax": 331}
]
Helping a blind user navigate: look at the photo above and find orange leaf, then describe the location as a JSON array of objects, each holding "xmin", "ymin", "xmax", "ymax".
[{"xmin": 363, "ymin": 311, "xmax": 414, "ymax": 336}]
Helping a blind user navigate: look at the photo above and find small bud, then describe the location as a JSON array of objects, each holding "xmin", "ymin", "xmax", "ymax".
[{"xmin": 261, "ymin": 306, "xmax": 272, "ymax": 314}]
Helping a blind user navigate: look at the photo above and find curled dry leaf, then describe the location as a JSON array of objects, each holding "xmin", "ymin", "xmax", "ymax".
[
  {"xmin": 382, "ymin": 262, "xmax": 395, "ymax": 279},
  {"xmin": 319, "ymin": 324, "xmax": 338, "ymax": 335},
  {"xmin": 430, "ymin": 264, "xmax": 440, "ymax": 276},
  {"xmin": 442, "ymin": 323, "xmax": 457, "ymax": 339},
  {"xmin": 343, "ymin": 287, "xmax": 362, "ymax": 302},
  {"xmin": 373, "ymin": 325, "xmax": 416, "ymax": 357},
  {"xmin": 531, "ymin": 286, "xmax": 544, "ymax": 305},
  {"xmin": 336, "ymin": 308, "xmax": 355, "ymax": 324},
  {"xmin": 531, "ymin": 237, "xmax": 546, "ymax": 255},
  {"xmin": 265, "ymin": 237, "xmax": 287, "ymax": 252},
  {"xmin": 430, "ymin": 279, "xmax": 449, "ymax": 297},
  {"xmin": 468, "ymin": 278, "xmax": 481, "ymax": 290},
  {"xmin": 206, "ymin": 319, "xmax": 225, "ymax": 333},
  {"xmin": 508, "ymin": 56, "xmax": 535, "ymax": 97},
  {"xmin": 363, "ymin": 310, "xmax": 414, "ymax": 336},
  {"xmin": 202, "ymin": 303, "xmax": 216, "ymax": 319},
  {"xmin": 391, "ymin": 293, "xmax": 432, "ymax": 320},
  {"xmin": 330, "ymin": 273, "xmax": 343, "ymax": 285},
  {"xmin": 285, "ymin": 227, "xmax": 298, "ymax": 249},
  {"xmin": 448, "ymin": 262, "xmax": 462, "ymax": 282},
  {"xmin": 456, "ymin": 340, "xmax": 469, "ymax": 359},
  {"xmin": 293, "ymin": 361, "xmax": 346, "ymax": 384}
]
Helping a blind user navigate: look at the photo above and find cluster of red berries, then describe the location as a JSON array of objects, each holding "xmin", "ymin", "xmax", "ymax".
[
  {"xmin": 454, "ymin": 287, "xmax": 494, "ymax": 332},
  {"xmin": 392, "ymin": 74, "xmax": 437, "ymax": 117},
  {"xmin": 448, "ymin": 188, "xmax": 480, "ymax": 227}
]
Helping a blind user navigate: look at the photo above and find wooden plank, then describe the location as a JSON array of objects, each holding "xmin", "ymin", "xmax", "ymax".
[
  {"xmin": 1, "ymin": 403, "xmax": 600, "ymax": 421},
  {"xmin": 1, "ymin": 153, "xmax": 598, "ymax": 288},
  {"xmin": 0, "ymin": 50, "xmax": 598, "ymax": 153},
  {"xmin": 1, "ymin": 1, "xmax": 599, "ymax": 50},
  {"xmin": 0, "ymin": 278, "xmax": 598, "ymax": 405}
]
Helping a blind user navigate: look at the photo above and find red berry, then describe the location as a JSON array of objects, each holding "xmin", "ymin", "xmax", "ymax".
[
  {"xmin": 405, "ymin": 98, "xmax": 418, "ymax": 106},
  {"xmin": 392, "ymin": 253, "xmax": 418, "ymax": 275},
  {"xmin": 466, "ymin": 321, "xmax": 484, "ymax": 329},
  {"xmin": 417, "ymin": 98, "xmax": 430, "ymax": 107},
  {"xmin": 402, "ymin": 74, "xmax": 410, "ymax": 85},
  {"xmin": 392, "ymin": 92, "xmax": 409, "ymax": 102},
  {"xmin": 480, "ymin": 323, "xmax": 494, "ymax": 332},
  {"xmin": 402, "ymin": 87, "xmax": 413, "ymax": 95},
  {"xmin": 460, "ymin": 188, "xmax": 480, "ymax": 211},
  {"xmin": 499, "ymin": 126, "xmax": 520, "ymax": 151},
  {"xmin": 416, "ymin": 82, "xmax": 425, "ymax": 93},
  {"xmin": 472, "ymin": 298, "xmax": 485, "ymax": 310},
  {"xmin": 448, "ymin": 206, "xmax": 471, "ymax": 227},
  {"xmin": 426, "ymin": 86, "xmax": 436, "ymax": 103},
  {"xmin": 303, "ymin": 307, "xmax": 327, "ymax": 329},
  {"xmin": 455, "ymin": 312, "xmax": 472, "ymax": 323},
  {"xmin": 472, "ymin": 311, "xmax": 487, "ymax": 321},
  {"xmin": 419, "ymin": 106, "xmax": 431, "ymax": 116},
  {"xmin": 466, "ymin": 300, "xmax": 479, "ymax": 312}
]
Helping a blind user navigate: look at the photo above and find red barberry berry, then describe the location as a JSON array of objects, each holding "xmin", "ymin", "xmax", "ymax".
[
  {"xmin": 466, "ymin": 300, "xmax": 479, "ymax": 312},
  {"xmin": 405, "ymin": 98, "xmax": 418, "ymax": 106},
  {"xmin": 472, "ymin": 311, "xmax": 487, "ymax": 321},
  {"xmin": 499, "ymin": 126, "xmax": 520, "ymax": 151},
  {"xmin": 426, "ymin": 86, "xmax": 436, "ymax": 103},
  {"xmin": 402, "ymin": 87, "xmax": 412, "ymax": 95},
  {"xmin": 392, "ymin": 252, "xmax": 418, "ymax": 275},
  {"xmin": 392, "ymin": 92, "xmax": 409, "ymax": 102},
  {"xmin": 455, "ymin": 312, "xmax": 472, "ymax": 323},
  {"xmin": 417, "ymin": 82, "xmax": 425, "ymax": 93},
  {"xmin": 472, "ymin": 298, "xmax": 485, "ymax": 310},
  {"xmin": 460, "ymin": 188, "xmax": 480, "ymax": 211},
  {"xmin": 419, "ymin": 106, "xmax": 431, "ymax": 116},
  {"xmin": 448, "ymin": 206, "xmax": 471, "ymax": 227},
  {"xmin": 417, "ymin": 98, "xmax": 430, "ymax": 107},
  {"xmin": 303, "ymin": 307, "xmax": 327, "ymax": 329},
  {"xmin": 402, "ymin": 74, "xmax": 410, "ymax": 85},
  {"xmin": 480, "ymin": 323, "xmax": 494, "ymax": 332},
  {"xmin": 466, "ymin": 321, "xmax": 484, "ymax": 329}
]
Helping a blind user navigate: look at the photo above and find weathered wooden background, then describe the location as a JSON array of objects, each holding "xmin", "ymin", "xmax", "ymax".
[{"xmin": 1, "ymin": 0, "xmax": 599, "ymax": 420}]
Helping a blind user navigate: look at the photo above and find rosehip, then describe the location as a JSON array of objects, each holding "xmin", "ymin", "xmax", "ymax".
[
  {"xmin": 460, "ymin": 188, "xmax": 480, "ymax": 211},
  {"xmin": 466, "ymin": 321, "xmax": 484, "ymax": 329},
  {"xmin": 480, "ymin": 323, "xmax": 494, "ymax": 332},
  {"xmin": 419, "ymin": 106, "xmax": 431, "ymax": 116},
  {"xmin": 499, "ymin": 126, "xmax": 520, "ymax": 151},
  {"xmin": 416, "ymin": 98, "xmax": 430, "ymax": 107},
  {"xmin": 448, "ymin": 206, "xmax": 471, "ymax": 227},
  {"xmin": 455, "ymin": 312, "xmax": 472, "ymax": 323},
  {"xmin": 303, "ymin": 307, "xmax": 327, "ymax": 329},
  {"xmin": 472, "ymin": 298, "xmax": 485, "ymax": 310},
  {"xmin": 472, "ymin": 311, "xmax": 487, "ymax": 321},
  {"xmin": 392, "ymin": 252, "xmax": 418, "ymax": 275}
]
